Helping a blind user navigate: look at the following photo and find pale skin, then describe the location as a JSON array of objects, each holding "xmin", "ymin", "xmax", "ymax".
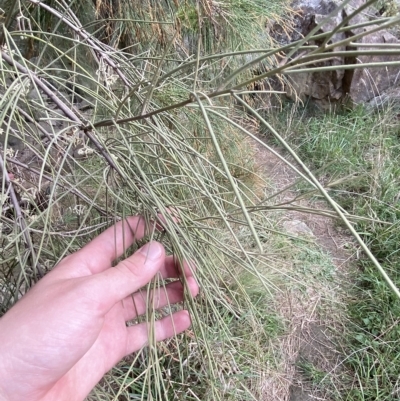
[{"xmin": 0, "ymin": 215, "xmax": 199, "ymax": 401}]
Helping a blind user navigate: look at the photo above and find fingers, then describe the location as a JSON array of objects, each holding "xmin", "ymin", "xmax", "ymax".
[
  {"xmin": 121, "ymin": 276, "xmax": 199, "ymax": 321},
  {"xmin": 160, "ymin": 255, "xmax": 196, "ymax": 280},
  {"xmin": 125, "ymin": 310, "xmax": 192, "ymax": 356},
  {"xmin": 74, "ymin": 215, "xmax": 172, "ymax": 275},
  {"xmin": 71, "ymin": 216, "xmax": 149, "ymax": 274},
  {"xmin": 90, "ymin": 243, "xmax": 199, "ymax": 317},
  {"xmin": 90, "ymin": 241, "xmax": 166, "ymax": 313},
  {"xmin": 120, "ymin": 256, "xmax": 198, "ymax": 320}
]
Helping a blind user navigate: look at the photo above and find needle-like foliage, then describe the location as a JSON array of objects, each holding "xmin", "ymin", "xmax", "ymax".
[{"xmin": 1, "ymin": 0, "xmax": 400, "ymax": 399}]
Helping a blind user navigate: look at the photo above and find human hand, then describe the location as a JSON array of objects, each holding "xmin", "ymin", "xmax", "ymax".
[{"xmin": 0, "ymin": 216, "xmax": 199, "ymax": 401}]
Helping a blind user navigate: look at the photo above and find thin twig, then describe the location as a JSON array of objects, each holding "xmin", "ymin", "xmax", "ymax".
[{"xmin": 91, "ymin": 39, "xmax": 400, "ymax": 129}]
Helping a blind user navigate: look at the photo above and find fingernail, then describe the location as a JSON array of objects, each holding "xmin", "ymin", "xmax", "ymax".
[{"xmin": 139, "ymin": 242, "xmax": 163, "ymax": 261}]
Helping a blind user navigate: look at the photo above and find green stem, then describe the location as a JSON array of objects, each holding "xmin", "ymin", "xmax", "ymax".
[{"xmin": 193, "ymin": 92, "xmax": 263, "ymax": 252}]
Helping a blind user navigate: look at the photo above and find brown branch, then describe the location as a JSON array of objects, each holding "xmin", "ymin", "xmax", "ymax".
[
  {"xmin": 16, "ymin": 107, "xmax": 53, "ymax": 142},
  {"xmin": 91, "ymin": 98, "xmax": 195, "ymax": 128}
]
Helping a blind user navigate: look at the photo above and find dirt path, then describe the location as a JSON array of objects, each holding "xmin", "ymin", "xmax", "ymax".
[
  {"xmin": 254, "ymin": 137, "xmax": 356, "ymax": 401},
  {"xmin": 256, "ymin": 138, "xmax": 354, "ymax": 268}
]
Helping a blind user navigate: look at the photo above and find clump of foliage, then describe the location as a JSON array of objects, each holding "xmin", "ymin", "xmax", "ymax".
[{"xmin": 1, "ymin": 0, "xmax": 400, "ymax": 399}]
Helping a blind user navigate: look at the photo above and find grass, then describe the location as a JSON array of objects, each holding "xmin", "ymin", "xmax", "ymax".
[{"xmin": 271, "ymin": 102, "xmax": 400, "ymax": 400}]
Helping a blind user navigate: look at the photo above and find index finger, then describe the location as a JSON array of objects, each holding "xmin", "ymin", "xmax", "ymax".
[{"xmin": 74, "ymin": 215, "xmax": 158, "ymax": 274}]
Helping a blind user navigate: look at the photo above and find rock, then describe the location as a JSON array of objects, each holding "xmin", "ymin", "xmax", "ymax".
[
  {"xmin": 347, "ymin": 28, "xmax": 400, "ymax": 103},
  {"xmin": 280, "ymin": 0, "xmax": 400, "ymax": 105},
  {"xmin": 73, "ymin": 145, "xmax": 95, "ymax": 159},
  {"xmin": 367, "ymin": 85, "xmax": 400, "ymax": 111},
  {"xmin": 283, "ymin": 220, "xmax": 315, "ymax": 237}
]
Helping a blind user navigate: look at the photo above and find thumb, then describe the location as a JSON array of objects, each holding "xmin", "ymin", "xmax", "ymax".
[{"xmin": 91, "ymin": 241, "xmax": 165, "ymax": 313}]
